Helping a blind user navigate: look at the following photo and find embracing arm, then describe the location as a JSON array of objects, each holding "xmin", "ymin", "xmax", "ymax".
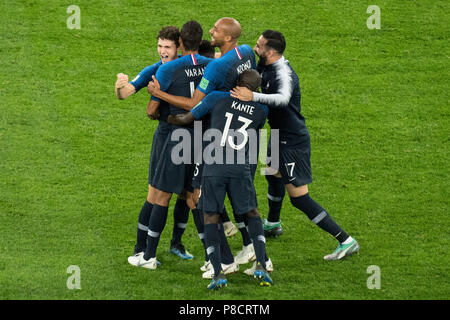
[
  {"xmin": 148, "ymin": 76, "xmax": 206, "ymax": 111},
  {"xmin": 167, "ymin": 112, "xmax": 195, "ymax": 126},
  {"xmin": 146, "ymin": 99, "xmax": 160, "ymax": 120},
  {"xmin": 230, "ymin": 64, "xmax": 293, "ymax": 108}
]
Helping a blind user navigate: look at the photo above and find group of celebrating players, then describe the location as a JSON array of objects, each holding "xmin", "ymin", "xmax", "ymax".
[{"xmin": 115, "ymin": 17, "xmax": 359, "ymax": 290}]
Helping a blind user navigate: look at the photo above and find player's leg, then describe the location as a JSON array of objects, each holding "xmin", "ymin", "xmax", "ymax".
[
  {"xmin": 128, "ymin": 188, "xmax": 171, "ymax": 269},
  {"xmin": 281, "ymin": 147, "xmax": 359, "ymax": 260},
  {"xmin": 169, "ymin": 191, "xmax": 193, "ymax": 260},
  {"xmin": 189, "ymin": 188, "xmax": 210, "ymax": 269},
  {"xmin": 132, "ymin": 126, "xmax": 164, "ymax": 256},
  {"xmin": 287, "ymin": 184, "xmax": 359, "ymax": 260},
  {"xmin": 215, "ymin": 220, "xmax": 239, "ymax": 274},
  {"xmin": 204, "ymin": 213, "xmax": 223, "ymax": 279},
  {"xmin": 245, "ymin": 208, "xmax": 273, "ymax": 286},
  {"xmin": 200, "ymin": 176, "xmax": 228, "ymax": 289},
  {"xmin": 233, "ymin": 212, "xmax": 256, "ymax": 265},
  {"xmin": 143, "ymin": 190, "xmax": 172, "ymax": 263},
  {"xmin": 228, "ymin": 177, "xmax": 273, "ymax": 286},
  {"xmin": 133, "ymin": 185, "xmax": 155, "ymax": 254},
  {"xmin": 264, "ymin": 172, "xmax": 285, "ymax": 237}
]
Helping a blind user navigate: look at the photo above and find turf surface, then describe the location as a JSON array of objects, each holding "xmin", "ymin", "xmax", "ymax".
[{"xmin": 0, "ymin": 0, "xmax": 448, "ymax": 300}]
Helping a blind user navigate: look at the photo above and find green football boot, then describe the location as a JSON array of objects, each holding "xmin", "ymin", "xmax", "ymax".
[
  {"xmin": 324, "ymin": 239, "xmax": 360, "ymax": 261},
  {"xmin": 263, "ymin": 219, "xmax": 283, "ymax": 237}
]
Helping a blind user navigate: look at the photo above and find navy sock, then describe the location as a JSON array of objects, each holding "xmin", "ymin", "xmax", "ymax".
[
  {"xmin": 204, "ymin": 223, "xmax": 221, "ymax": 277},
  {"xmin": 144, "ymin": 204, "xmax": 168, "ymax": 260},
  {"xmin": 266, "ymin": 175, "xmax": 285, "ymax": 223},
  {"xmin": 290, "ymin": 193, "xmax": 349, "ymax": 243},
  {"xmin": 234, "ymin": 213, "xmax": 252, "ymax": 246},
  {"xmin": 218, "ymin": 222, "xmax": 234, "ymax": 265},
  {"xmin": 135, "ymin": 201, "xmax": 153, "ymax": 253},
  {"xmin": 192, "ymin": 208, "xmax": 208, "ymax": 261},
  {"xmin": 247, "ymin": 216, "xmax": 267, "ymax": 269},
  {"xmin": 219, "ymin": 207, "xmax": 230, "ymax": 223},
  {"xmin": 171, "ymin": 198, "xmax": 190, "ymax": 246}
]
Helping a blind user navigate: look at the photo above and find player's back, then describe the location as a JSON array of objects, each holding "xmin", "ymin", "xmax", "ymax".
[
  {"xmin": 157, "ymin": 54, "xmax": 212, "ymax": 115},
  {"xmin": 258, "ymin": 58, "xmax": 309, "ymax": 148},
  {"xmin": 198, "ymin": 44, "xmax": 256, "ymax": 95},
  {"xmin": 200, "ymin": 91, "xmax": 268, "ymax": 178}
]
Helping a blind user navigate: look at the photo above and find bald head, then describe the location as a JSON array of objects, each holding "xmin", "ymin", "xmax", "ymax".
[{"xmin": 216, "ymin": 17, "xmax": 241, "ymax": 41}]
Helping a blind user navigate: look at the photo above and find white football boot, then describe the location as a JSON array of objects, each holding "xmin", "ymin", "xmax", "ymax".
[
  {"xmin": 127, "ymin": 252, "xmax": 160, "ymax": 270},
  {"xmin": 202, "ymin": 262, "xmax": 239, "ymax": 279},
  {"xmin": 244, "ymin": 258, "xmax": 273, "ymax": 275},
  {"xmin": 234, "ymin": 243, "xmax": 256, "ymax": 265},
  {"xmin": 223, "ymin": 221, "xmax": 238, "ymax": 237},
  {"xmin": 200, "ymin": 260, "xmax": 212, "ymax": 272}
]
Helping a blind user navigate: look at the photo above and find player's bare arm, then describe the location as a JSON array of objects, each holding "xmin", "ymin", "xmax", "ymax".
[
  {"xmin": 148, "ymin": 75, "xmax": 206, "ymax": 111},
  {"xmin": 115, "ymin": 73, "xmax": 136, "ymax": 100},
  {"xmin": 167, "ymin": 112, "xmax": 195, "ymax": 126},
  {"xmin": 147, "ymin": 99, "xmax": 160, "ymax": 120}
]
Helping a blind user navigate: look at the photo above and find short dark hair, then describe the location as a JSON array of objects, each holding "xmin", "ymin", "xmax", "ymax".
[
  {"xmin": 157, "ymin": 26, "xmax": 180, "ymax": 48},
  {"xmin": 261, "ymin": 30, "xmax": 286, "ymax": 55},
  {"xmin": 198, "ymin": 39, "xmax": 215, "ymax": 58},
  {"xmin": 237, "ymin": 69, "xmax": 262, "ymax": 92},
  {"xmin": 180, "ymin": 20, "xmax": 203, "ymax": 51}
]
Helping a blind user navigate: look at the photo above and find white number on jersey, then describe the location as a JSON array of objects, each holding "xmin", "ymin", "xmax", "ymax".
[{"xmin": 221, "ymin": 112, "xmax": 253, "ymax": 151}]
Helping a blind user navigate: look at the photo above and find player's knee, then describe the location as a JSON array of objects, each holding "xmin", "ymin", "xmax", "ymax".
[
  {"xmin": 185, "ymin": 192, "xmax": 196, "ymax": 210},
  {"xmin": 204, "ymin": 213, "xmax": 219, "ymax": 225},
  {"xmin": 147, "ymin": 185, "xmax": 156, "ymax": 203},
  {"xmin": 286, "ymin": 184, "xmax": 308, "ymax": 198},
  {"xmin": 246, "ymin": 208, "xmax": 259, "ymax": 219},
  {"xmin": 154, "ymin": 190, "xmax": 172, "ymax": 207}
]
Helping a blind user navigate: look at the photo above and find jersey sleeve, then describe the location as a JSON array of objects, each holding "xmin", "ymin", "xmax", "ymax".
[
  {"xmin": 252, "ymin": 59, "xmax": 293, "ymax": 108},
  {"xmin": 197, "ymin": 61, "xmax": 222, "ymax": 95},
  {"xmin": 129, "ymin": 63, "xmax": 160, "ymax": 93},
  {"xmin": 150, "ymin": 63, "xmax": 173, "ymax": 102},
  {"xmin": 191, "ymin": 93, "xmax": 218, "ymax": 119}
]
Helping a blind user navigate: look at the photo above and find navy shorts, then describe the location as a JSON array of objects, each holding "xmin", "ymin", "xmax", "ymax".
[
  {"xmin": 152, "ymin": 128, "xmax": 195, "ymax": 194},
  {"xmin": 191, "ymin": 162, "xmax": 203, "ymax": 190},
  {"xmin": 277, "ymin": 147, "xmax": 312, "ymax": 186},
  {"xmin": 148, "ymin": 122, "xmax": 171, "ymax": 185},
  {"xmin": 266, "ymin": 133, "xmax": 312, "ymax": 187},
  {"xmin": 198, "ymin": 175, "xmax": 257, "ymax": 215}
]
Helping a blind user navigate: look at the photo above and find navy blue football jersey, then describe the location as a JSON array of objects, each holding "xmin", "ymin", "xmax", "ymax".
[
  {"xmin": 254, "ymin": 57, "xmax": 309, "ymax": 149},
  {"xmin": 152, "ymin": 54, "xmax": 213, "ymax": 127},
  {"xmin": 197, "ymin": 45, "xmax": 256, "ymax": 94},
  {"xmin": 129, "ymin": 62, "xmax": 162, "ymax": 92},
  {"xmin": 129, "ymin": 61, "xmax": 171, "ymax": 122},
  {"xmin": 191, "ymin": 91, "xmax": 268, "ymax": 178}
]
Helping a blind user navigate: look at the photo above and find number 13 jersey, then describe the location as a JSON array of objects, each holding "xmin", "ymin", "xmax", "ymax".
[{"xmin": 191, "ymin": 91, "xmax": 268, "ymax": 178}]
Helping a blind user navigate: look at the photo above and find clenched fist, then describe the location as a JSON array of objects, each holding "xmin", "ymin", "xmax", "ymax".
[{"xmin": 115, "ymin": 73, "xmax": 129, "ymax": 89}]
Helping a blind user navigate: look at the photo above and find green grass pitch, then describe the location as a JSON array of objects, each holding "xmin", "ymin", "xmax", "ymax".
[{"xmin": 0, "ymin": 0, "xmax": 448, "ymax": 300}]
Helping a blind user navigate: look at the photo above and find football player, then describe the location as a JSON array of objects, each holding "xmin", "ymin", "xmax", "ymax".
[
  {"xmin": 128, "ymin": 20, "xmax": 224, "ymax": 269},
  {"xmin": 148, "ymin": 17, "xmax": 260, "ymax": 269},
  {"xmin": 231, "ymin": 30, "xmax": 360, "ymax": 263},
  {"xmin": 115, "ymin": 26, "xmax": 193, "ymax": 261},
  {"xmin": 168, "ymin": 69, "xmax": 273, "ymax": 289}
]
